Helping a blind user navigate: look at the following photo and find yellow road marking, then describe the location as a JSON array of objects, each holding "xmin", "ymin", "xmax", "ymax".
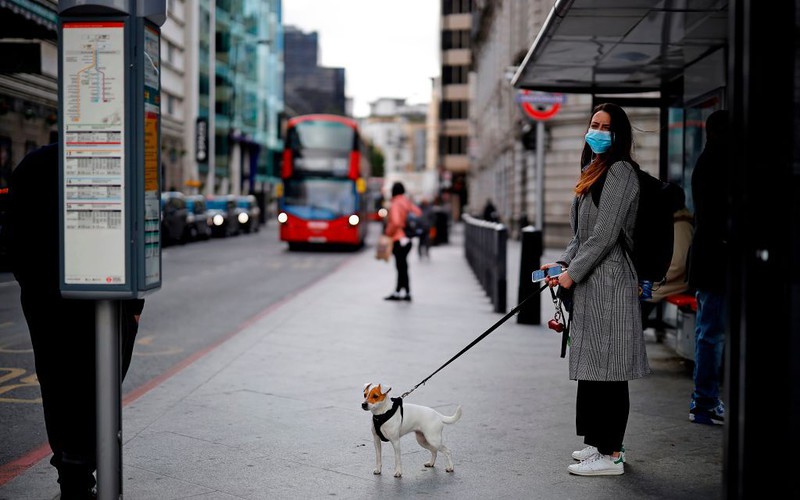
[
  {"xmin": 135, "ymin": 335, "xmax": 182, "ymax": 355},
  {"xmin": 0, "ymin": 369, "xmax": 41, "ymax": 404}
]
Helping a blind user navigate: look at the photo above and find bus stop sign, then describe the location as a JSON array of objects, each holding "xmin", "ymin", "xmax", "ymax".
[{"xmin": 517, "ymin": 90, "xmax": 565, "ymax": 121}]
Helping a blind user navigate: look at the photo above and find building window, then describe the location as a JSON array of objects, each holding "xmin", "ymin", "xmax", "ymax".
[
  {"xmin": 442, "ymin": 65, "xmax": 468, "ymax": 85},
  {"xmin": 442, "ymin": 29, "xmax": 470, "ymax": 50},
  {"xmin": 441, "ymin": 100, "xmax": 469, "ymax": 120},
  {"xmin": 442, "ymin": 0, "xmax": 472, "ymax": 15},
  {"xmin": 439, "ymin": 135, "xmax": 467, "ymax": 155},
  {"xmin": 166, "ymin": 94, "xmax": 175, "ymax": 116}
]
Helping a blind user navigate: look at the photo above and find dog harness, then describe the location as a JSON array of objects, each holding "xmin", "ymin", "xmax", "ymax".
[{"xmin": 373, "ymin": 397, "xmax": 403, "ymax": 442}]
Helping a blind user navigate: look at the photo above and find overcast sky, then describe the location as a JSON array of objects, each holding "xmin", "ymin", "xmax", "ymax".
[{"xmin": 282, "ymin": 0, "xmax": 441, "ymax": 117}]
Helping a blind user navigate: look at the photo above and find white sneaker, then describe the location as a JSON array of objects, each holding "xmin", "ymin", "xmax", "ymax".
[
  {"xmin": 568, "ymin": 454, "xmax": 624, "ymax": 476},
  {"xmin": 572, "ymin": 445, "xmax": 625, "ymax": 462},
  {"xmin": 571, "ymin": 446, "xmax": 598, "ymax": 461}
]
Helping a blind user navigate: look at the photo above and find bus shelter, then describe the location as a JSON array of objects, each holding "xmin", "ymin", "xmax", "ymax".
[{"xmin": 512, "ymin": 1, "xmax": 798, "ymax": 498}]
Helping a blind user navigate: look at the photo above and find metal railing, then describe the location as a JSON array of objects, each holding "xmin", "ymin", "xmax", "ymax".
[{"xmin": 463, "ymin": 214, "xmax": 507, "ymax": 313}]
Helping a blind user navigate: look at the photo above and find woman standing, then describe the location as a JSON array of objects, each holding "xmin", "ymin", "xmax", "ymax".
[
  {"xmin": 541, "ymin": 103, "xmax": 651, "ymax": 476},
  {"xmin": 384, "ymin": 181, "xmax": 421, "ymax": 301}
]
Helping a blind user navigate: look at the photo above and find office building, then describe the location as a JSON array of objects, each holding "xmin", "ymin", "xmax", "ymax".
[
  {"xmin": 0, "ymin": 0, "xmax": 58, "ymax": 190},
  {"xmin": 283, "ymin": 25, "xmax": 345, "ymax": 117},
  {"xmin": 438, "ymin": 0, "xmax": 472, "ymax": 219}
]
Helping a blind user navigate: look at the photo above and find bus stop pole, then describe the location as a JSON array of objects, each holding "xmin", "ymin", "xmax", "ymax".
[
  {"xmin": 96, "ymin": 299, "xmax": 121, "ymax": 500},
  {"xmin": 535, "ymin": 120, "xmax": 545, "ymax": 231}
]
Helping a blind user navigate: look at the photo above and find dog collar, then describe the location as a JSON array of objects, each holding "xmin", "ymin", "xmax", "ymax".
[{"xmin": 373, "ymin": 397, "xmax": 403, "ymax": 442}]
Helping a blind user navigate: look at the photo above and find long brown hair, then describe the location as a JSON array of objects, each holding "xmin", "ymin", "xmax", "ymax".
[{"xmin": 575, "ymin": 103, "xmax": 635, "ymax": 195}]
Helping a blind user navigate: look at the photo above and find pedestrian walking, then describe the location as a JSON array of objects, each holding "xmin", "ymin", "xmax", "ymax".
[
  {"xmin": 417, "ymin": 198, "xmax": 433, "ymax": 259},
  {"xmin": 383, "ymin": 181, "xmax": 421, "ymax": 301},
  {"xmin": 687, "ymin": 109, "xmax": 730, "ymax": 425},
  {"xmin": 541, "ymin": 102, "xmax": 651, "ymax": 476},
  {"xmin": 7, "ymin": 143, "xmax": 145, "ymax": 499}
]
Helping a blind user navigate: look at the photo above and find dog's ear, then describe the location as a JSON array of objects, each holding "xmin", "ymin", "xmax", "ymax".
[
  {"xmin": 382, "ymin": 385, "xmax": 392, "ymax": 395},
  {"xmin": 363, "ymin": 383, "xmax": 372, "ymax": 395}
]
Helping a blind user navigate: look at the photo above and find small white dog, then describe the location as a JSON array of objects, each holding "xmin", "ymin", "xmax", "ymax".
[{"xmin": 361, "ymin": 383, "xmax": 462, "ymax": 478}]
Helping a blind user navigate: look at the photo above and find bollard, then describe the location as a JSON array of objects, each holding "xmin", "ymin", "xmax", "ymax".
[
  {"xmin": 434, "ymin": 209, "xmax": 449, "ymax": 245},
  {"xmin": 517, "ymin": 226, "xmax": 543, "ymax": 324},
  {"xmin": 495, "ymin": 225, "xmax": 507, "ymax": 313}
]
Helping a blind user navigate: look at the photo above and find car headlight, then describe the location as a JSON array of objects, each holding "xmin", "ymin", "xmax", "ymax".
[
  {"xmin": 213, "ymin": 214, "xmax": 224, "ymax": 226},
  {"xmin": 348, "ymin": 214, "xmax": 360, "ymax": 226},
  {"xmin": 277, "ymin": 212, "xmax": 288, "ymax": 224},
  {"xmin": 238, "ymin": 212, "xmax": 249, "ymax": 224}
]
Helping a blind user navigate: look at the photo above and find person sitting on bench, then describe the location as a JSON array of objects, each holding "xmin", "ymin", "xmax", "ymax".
[{"xmin": 641, "ymin": 183, "xmax": 694, "ymax": 340}]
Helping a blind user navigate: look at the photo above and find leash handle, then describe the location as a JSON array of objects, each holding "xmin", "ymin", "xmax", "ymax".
[{"xmin": 401, "ymin": 282, "xmax": 548, "ymax": 399}]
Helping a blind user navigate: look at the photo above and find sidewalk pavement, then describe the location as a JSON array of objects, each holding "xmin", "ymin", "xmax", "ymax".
[{"xmin": 0, "ymin": 223, "xmax": 722, "ymax": 500}]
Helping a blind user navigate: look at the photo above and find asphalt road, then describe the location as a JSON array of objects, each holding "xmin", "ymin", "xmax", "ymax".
[{"xmin": 0, "ymin": 222, "xmax": 370, "ymax": 470}]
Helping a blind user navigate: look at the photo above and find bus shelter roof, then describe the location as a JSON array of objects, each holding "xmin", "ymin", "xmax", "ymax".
[{"xmin": 511, "ymin": 0, "xmax": 728, "ymax": 95}]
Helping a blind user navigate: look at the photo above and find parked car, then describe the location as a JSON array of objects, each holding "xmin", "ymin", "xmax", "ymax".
[
  {"xmin": 205, "ymin": 195, "xmax": 240, "ymax": 238},
  {"xmin": 184, "ymin": 194, "xmax": 212, "ymax": 241},
  {"xmin": 235, "ymin": 194, "xmax": 261, "ymax": 233},
  {"xmin": 160, "ymin": 191, "xmax": 189, "ymax": 246}
]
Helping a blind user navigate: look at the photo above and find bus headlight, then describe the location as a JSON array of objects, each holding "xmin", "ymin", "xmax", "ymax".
[
  {"xmin": 378, "ymin": 208, "xmax": 388, "ymax": 218},
  {"xmin": 212, "ymin": 214, "xmax": 225, "ymax": 226},
  {"xmin": 348, "ymin": 214, "xmax": 360, "ymax": 226},
  {"xmin": 238, "ymin": 212, "xmax": 249, "ymax": 224},
  {"xmin": 277, "ymin": 212, "xmax": 288, "ymax": 224}
]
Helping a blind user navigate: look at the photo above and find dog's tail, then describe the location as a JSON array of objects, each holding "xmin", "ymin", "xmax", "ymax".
[{"xmin": 442, "ymin": 405, "xmax": 462, "ymax": 425}]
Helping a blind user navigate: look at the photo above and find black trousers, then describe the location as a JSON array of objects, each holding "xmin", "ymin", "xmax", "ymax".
[
  {"xmin": 20, "ymin": 291, "xmax": 141, "ymax": 494},
  {"xmin": 576, "ymin": 380, "xmax": 629, "ymax": 456},
  {"xmin": 392, "ymin": 240, "xmax": 412, "ymax": 293}
]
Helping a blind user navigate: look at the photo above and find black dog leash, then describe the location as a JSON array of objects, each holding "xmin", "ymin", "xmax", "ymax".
[{"xmin": 400, "ymin": 282, "xmax": 549, "ymax": 399}]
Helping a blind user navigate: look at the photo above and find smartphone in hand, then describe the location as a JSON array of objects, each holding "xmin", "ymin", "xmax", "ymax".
[{"xmin": 532, "ymin": 265, "xmax": 563, "ymax": 282}]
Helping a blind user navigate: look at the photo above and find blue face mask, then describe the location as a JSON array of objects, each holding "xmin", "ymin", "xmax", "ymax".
[{"xmin": 585, "ymin": 129, "xmax": 612, "ymax": 154}]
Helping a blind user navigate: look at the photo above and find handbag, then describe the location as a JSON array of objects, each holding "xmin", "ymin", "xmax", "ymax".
[{"xmin": 376, "ymin": 235, "xmax": 393, "ymax": 261}]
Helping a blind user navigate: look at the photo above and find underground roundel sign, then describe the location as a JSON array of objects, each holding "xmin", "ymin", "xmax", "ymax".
[{"xmin": 516, "ymin": 90, "xmax": 565, "ymax": 121}]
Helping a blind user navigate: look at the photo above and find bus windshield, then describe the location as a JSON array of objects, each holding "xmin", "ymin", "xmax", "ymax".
[
  {"xmin": 282, "ymin": 178, "xmax": 356, "ymax": 220},
  {"xmin": 289, "ymin": 120, "xmax": 354, "ymax": 153}
]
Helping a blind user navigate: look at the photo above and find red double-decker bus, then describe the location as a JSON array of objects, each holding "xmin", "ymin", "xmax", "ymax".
[{"xmin": 277, "ymin": 114, "xmax": 371, "ymax": 249}]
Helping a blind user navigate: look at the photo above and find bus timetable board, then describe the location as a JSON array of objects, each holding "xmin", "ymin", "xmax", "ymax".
[
  {"xmin": 62, "ymin": 21, "xmax": 128, "ymax": 286},
  {"xmin": 142, "ymin": 23, "xmax": 161, "ymax": 286},
  {"xmin": 58, "ymin": 14, "xmax": 163, "ymax": 298}
]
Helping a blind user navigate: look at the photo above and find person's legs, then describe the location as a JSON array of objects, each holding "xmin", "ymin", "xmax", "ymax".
[
  {"xmin": 396, "ymin": 241, "xmax": 411, "ymax": 295},
  {"xmin": 575, "ymin": 380, "xmax": 599, "ymax": 445},
  {"xmin": 120, "ymin": 300, "xmax": 143, "ymax": 379},
  {"xmin": 592, "ymin": 382, "xmax": 629, "ymax": 455},
  {"xmin": 693, "ymin": 290, "xmax": 726, "ymax": 411},
  {"xmin": 392, "ymin": 241, "xmax": 405, "ymax": 292},
  {"xmin": 570, "ymin": 381, "xmax": 626, "ymax": 475},
  {"xmin": 421, "ymin": 232, "xmax": 430, "ymax": 258},
  {"xmin": 386, "ymin": 241, "xmax": 411, "ymax": 300},
  {"xmin": 22, "ymin": 292, "xmax": 97, "ymax": 497},
  {"xmin": 577, "ymin": 381, "xmax": 628, "ymax": 453}
]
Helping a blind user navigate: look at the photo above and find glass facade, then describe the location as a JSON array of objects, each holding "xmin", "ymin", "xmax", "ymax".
[{"xmin": 198, "ymin": 0, "xmax": 283, "ymax": 191}]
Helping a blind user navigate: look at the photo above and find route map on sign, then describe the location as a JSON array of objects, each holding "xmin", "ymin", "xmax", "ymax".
[{"xmin": 62, "ymin": 22, "xmax": 127, "ymax": 285}]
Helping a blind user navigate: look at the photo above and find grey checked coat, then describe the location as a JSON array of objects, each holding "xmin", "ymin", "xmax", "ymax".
[{"xmin": 559, "ymin": 161, "xmax": 651, "ymax": 382}]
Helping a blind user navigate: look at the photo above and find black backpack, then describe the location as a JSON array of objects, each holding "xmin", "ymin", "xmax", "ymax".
[
  {"xmin": 404, "ymin": 212, "xmax": 421, "ymax": 238},
  {"xmin": 590, "ymin": 167, "xmax": 675, "ymax": 284}
]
